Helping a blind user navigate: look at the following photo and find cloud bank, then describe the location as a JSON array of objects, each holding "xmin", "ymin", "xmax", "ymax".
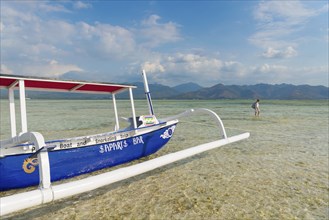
[{"xmin": 1, "ymin": 1, "xmax": 328, "ymax": 86}]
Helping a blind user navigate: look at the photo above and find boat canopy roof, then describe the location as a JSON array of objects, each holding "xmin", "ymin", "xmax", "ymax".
[{"xmin": 0, "ymin": 74, "xmax": 136, "ymax": 94}]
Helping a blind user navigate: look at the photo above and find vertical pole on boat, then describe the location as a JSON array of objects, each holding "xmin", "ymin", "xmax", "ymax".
[
  {"xmin": 129, "ymin": 88, "xmax": 137, "ymax": 129},
  {"xmin": 112, "ymin": 93, "xmax": 120, "ymax": 131},
  {"xmin": 19, "ymin": 80, "xmax": 28, "ymax": 133},
  {"xmin": 8, "ymin": 86, "xmax": 17, "ymax": 137},
  {"xmin": 142, "ymin": 70, "xmax": 154, "ymax": 115}
]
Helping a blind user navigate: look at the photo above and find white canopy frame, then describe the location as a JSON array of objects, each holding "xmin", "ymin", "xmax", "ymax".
[
  {"xmin": 0, "ymin": 74, "xmax": 138, "ymax": 140},
  {"xmin": 6, "ymin": 79, "xmax": 29, "ymax": 138}
]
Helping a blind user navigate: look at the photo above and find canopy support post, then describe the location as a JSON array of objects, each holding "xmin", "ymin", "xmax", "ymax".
[
  {"xmin": 129, "ymin": 88, "xmax": 137, "ymax": 129},
  {"xmin": 19, "ymin": 80, "xmax": 27, "ymax": 133},
  {"xmin": 112, "ymin": 93, "xmax": 120, "ymax": 131},
  {"xmin": 8, "ymin": 87, "xmax": 17, "ymax": 137}
]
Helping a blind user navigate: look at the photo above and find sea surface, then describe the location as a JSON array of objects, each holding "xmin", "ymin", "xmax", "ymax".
[{"xmin": 0, "ymin": 99, "xmax": 328, "ymax": 219}]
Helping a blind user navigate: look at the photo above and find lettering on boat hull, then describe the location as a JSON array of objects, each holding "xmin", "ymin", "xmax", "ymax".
[
  {"xmin": 99, "ymin": 140, "xmax": 128, "ymax": 153},
  {"xmin": 99, "ymin": 136, "xmax": 144, "ymax": 154},
  {"xmin": 95, "ymin": 135, "xmax": 115, "ymax": 144}
]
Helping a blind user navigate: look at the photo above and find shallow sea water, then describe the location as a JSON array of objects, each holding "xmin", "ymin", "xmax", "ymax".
[{"xmin": 0, "ymin": 99, "xmax": 328, "ymax": 219}]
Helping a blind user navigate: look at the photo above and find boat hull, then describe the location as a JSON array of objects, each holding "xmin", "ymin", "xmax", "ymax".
[{"xmin": 0, "ymin": 124, "xmax": 177, "ymax": 191}]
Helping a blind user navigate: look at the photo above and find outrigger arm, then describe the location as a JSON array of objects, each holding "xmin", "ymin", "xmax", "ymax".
[{"xmin": 161, "ymin": 108, "xmax": 228, "ymax": 139}]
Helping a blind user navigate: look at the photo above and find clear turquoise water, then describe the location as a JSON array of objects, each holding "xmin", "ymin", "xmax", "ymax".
[{"xmin": 1, "ymin": 99, "xmax": 328, "ymax": 219}]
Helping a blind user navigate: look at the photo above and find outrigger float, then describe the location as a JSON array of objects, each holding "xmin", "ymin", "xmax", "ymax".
[{"xmin": 0, "ymin": 71, "xmax": 249, "ymax": 216}]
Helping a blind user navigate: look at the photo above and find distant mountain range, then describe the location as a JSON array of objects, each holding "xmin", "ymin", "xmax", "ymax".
[
  {"xmin": 172, "ymin": 83, "xmax": 329, "ymax": 100},
  {"xmin": 118, "ymin": 82, "xmax": 203, "ymax": 99},
  {"xmin": 114, "ymin": 82, "xmax": 328, "ymax": 100},
  {"xmin": 0, "ymin": 82, "xmax": 328, "ymax": 100}
]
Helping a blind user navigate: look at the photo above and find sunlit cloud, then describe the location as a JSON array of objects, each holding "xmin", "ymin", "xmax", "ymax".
[
  {"xmin": 142, "ymin": 61, "xmax": 165, "ymax": 73},
  {"xmin": 139, "ymin": 52, "xmax": 248, "ymax": 86},
  {"xmin": 139, "ymin": 14, "xmax": 182, "ymax": 48}
]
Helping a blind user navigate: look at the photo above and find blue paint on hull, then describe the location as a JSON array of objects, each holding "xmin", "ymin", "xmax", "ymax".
[{"xmin": 0, "ymin": 124, "xmax": 176, "ymax": 191}]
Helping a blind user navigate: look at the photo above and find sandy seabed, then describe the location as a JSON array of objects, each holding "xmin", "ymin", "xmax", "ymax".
[{"xmin": 1, "ymin": 99, "xmax": 328, "ymax": 219}]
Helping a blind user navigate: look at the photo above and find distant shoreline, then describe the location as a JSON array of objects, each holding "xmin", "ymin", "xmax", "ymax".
[{"xmin": 1, "ymin": 82, "xmax": 328, "ymax": 100}]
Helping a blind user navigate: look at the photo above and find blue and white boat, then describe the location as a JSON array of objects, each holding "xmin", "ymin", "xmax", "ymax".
[
  {"xmin": 0, "ymin": 71, "xmax": 178, "ymax": 191},
  {"xmin": 0, "ymin": 71, "xmax": 249, "ymax": 216}
]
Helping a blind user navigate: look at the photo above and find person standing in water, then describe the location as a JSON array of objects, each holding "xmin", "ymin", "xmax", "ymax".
[{"xmin": 253, "ymin": 99, "xmax": 260, "ymax": 116}]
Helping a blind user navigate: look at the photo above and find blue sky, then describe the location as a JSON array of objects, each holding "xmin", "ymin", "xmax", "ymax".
[{"xmin": 1, "ymin": 1, "xmax": 328, "ymax": 87}]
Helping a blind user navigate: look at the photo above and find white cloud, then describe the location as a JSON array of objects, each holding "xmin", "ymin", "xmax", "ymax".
[
  {"xmin": 0, "ymin": 64, "xmax": 14, "ymax": 75},
  {"xmin": 262, "ymin": 46, "xmax": 298, "ymax": 58},
  {"xmin": 253, "ymin": 1, "xmax": 315, "ymax": 23},
  {"xmin": 248, "ymin": 63, "xmax": 290, "ymax": 84},
  {"xmin": 1, "ymin": 58, "xmax": 83, "ymax": 77},
  {"xmin": 96, "ymin": 24, "xmax": 136, "ymax": 58},
  {"xmin": 24, "ymin": 60, "xmax": 83, "ymax": 77},
  {"xmin": 140, "ymin": 15, "xmax": 182, "ymax": 48},
  {"xmin": 1, "ymin": 2, "xmax": 138, "ymax": 77},
  {"xmin": 318, "ymin": 3, "xmax": 329, "ymax": 14},
  {"xmin": 77, "ymin": 22, "xmax": 137, "ymax": 59},
  {"xmin": 222, "ymin": 61, "xmax": 245, "ymax": 76},
  {"xmin": 138, "ymin": 52, "xmax": 248, "ymax": 86},
  {"xmin": 1, "ymin": 1, "xmax": 327, "ymax": 87},
  {"xmin": 249, "ymin": 63, "xmax": 328, "ymax": 86},
  {"xmin": 1, "ymin": 2, "xmax": 183, "ymax": 80},
  {"xmin": 73, "ymin": 1, "xmax": 92, "ymax": 10},
  {"xmin": 139, "ymin": 53, "xmax": 328, "ymax": 86},
  {"xmin": 38, "ymin": 2, "xmax": 71, "ymax": 13},
  {"xmin": 142, "ymin": 61, "xmax": 165, "ymax": 73},
  {"xmin": 250, "ymin": 1, "xmax": 327, "ymax": 58},
  {"xmin": 162, "ymin": 53, "xmax": 222, "ymax": 81},
  {"xmin": 0, "ymin": 22, "xmax": 4, "ymax": 32},
  {"xmin": 255, "ymin": 64, "xmax": 287, "ymax": 74}
]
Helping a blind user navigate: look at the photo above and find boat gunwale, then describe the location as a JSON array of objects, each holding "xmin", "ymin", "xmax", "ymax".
[{"xmin": 0, "ymin": 120, "xmax": 178, "ymax": 157}]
